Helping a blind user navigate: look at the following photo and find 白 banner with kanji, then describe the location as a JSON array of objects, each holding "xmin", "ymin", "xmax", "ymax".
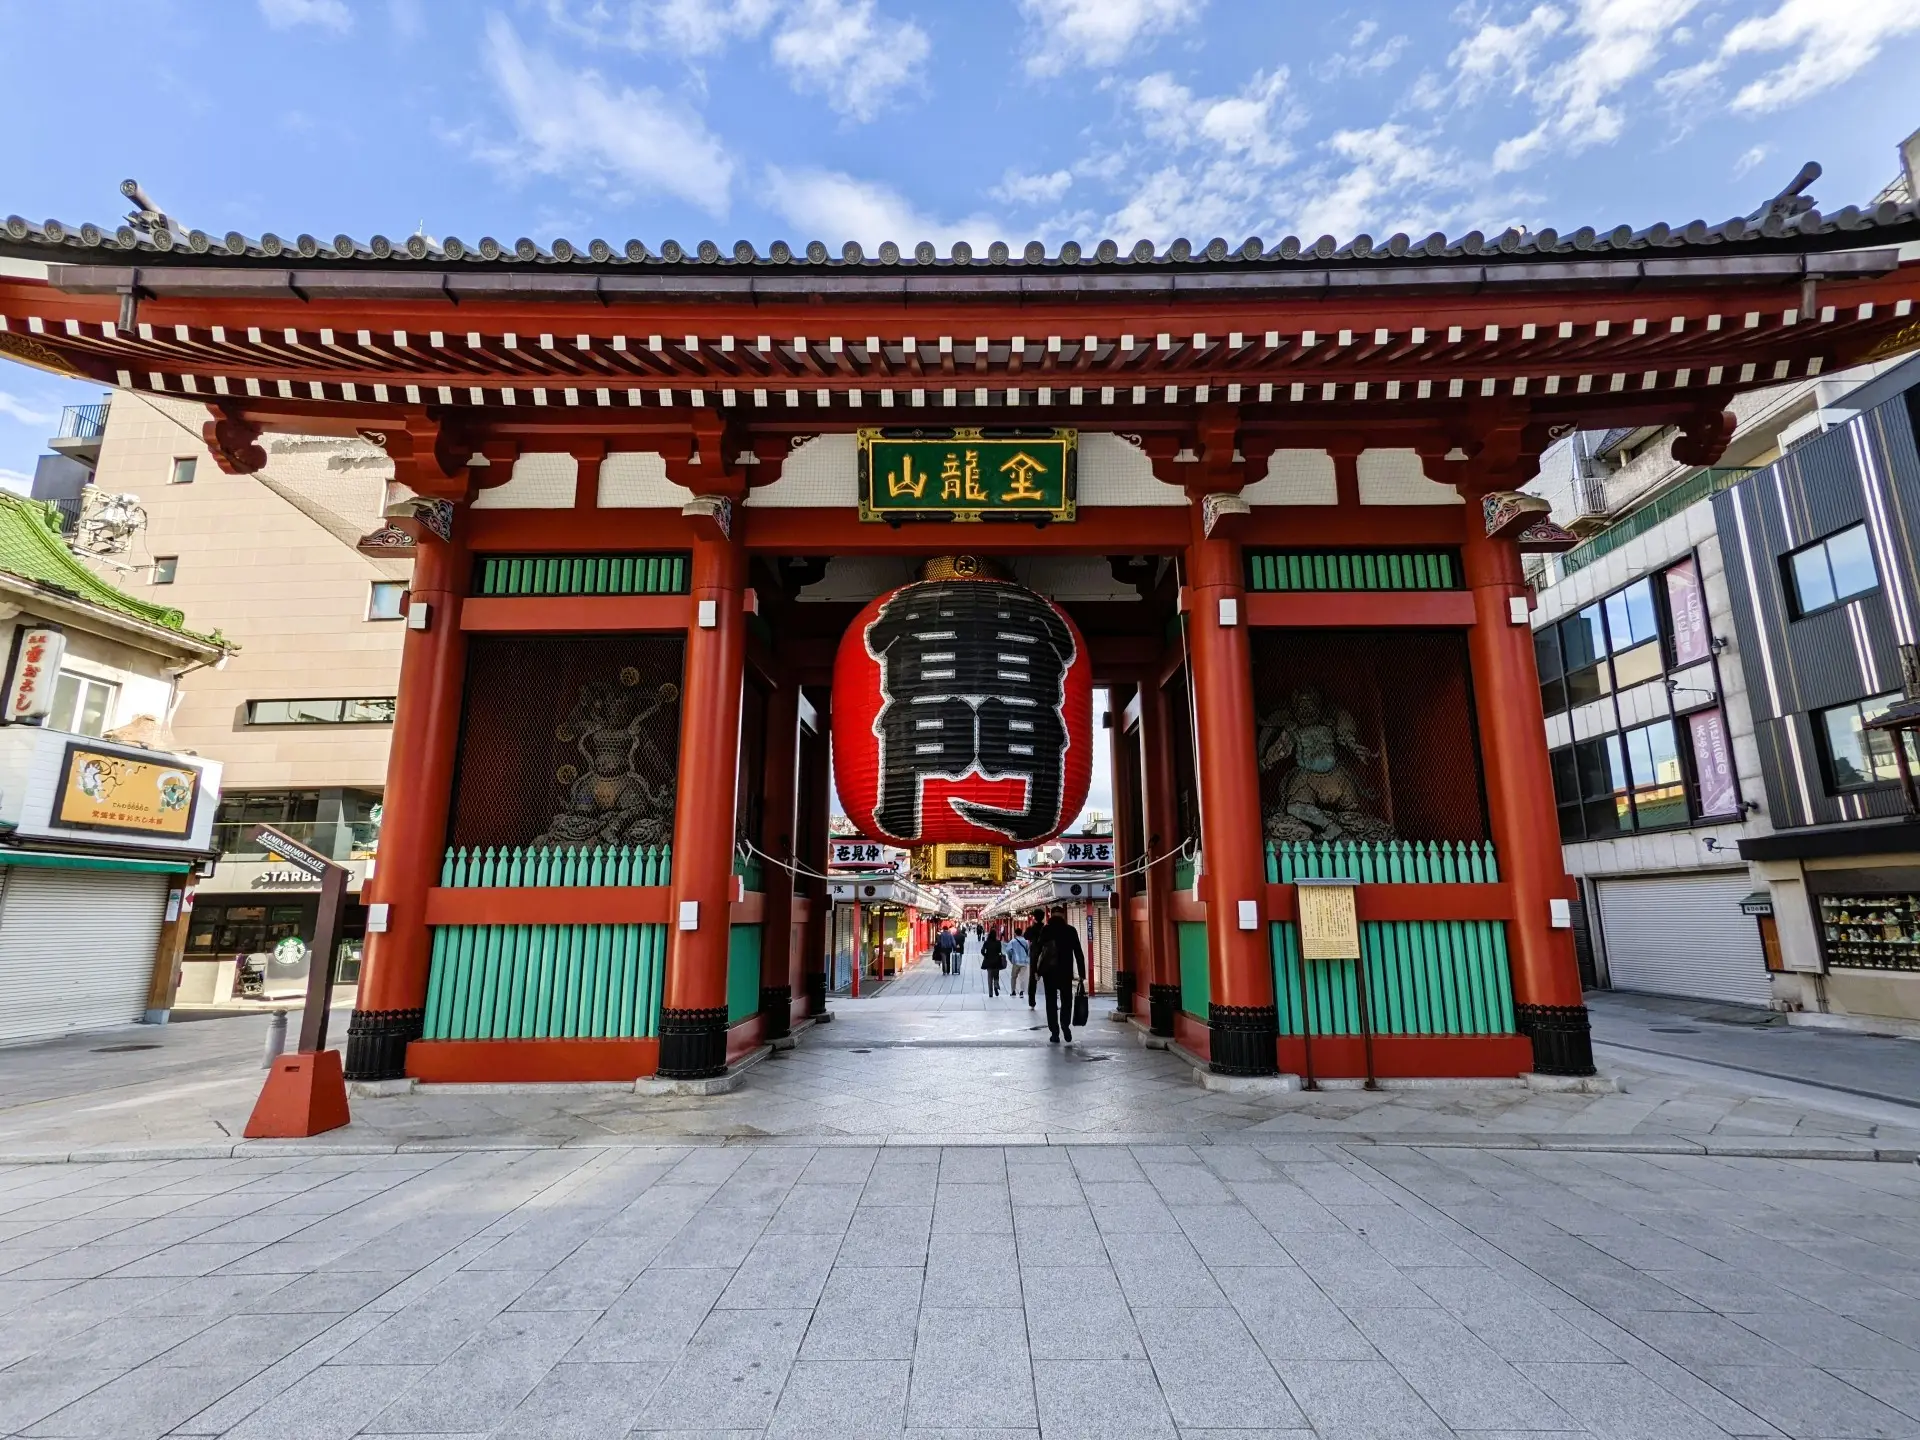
[{"xmin": 858, "ymin": 429, "xmax": 1076, "ymax": 523}]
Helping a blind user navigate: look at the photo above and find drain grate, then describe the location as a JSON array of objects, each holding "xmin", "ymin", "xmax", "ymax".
[
  {"xmin": 91, "ymin": 1043, "xmax": 161, "ymax": 1053},
  {"xmin": 1649, "ymin": 1026, "xmax": 1700, "ymax": 1035}
]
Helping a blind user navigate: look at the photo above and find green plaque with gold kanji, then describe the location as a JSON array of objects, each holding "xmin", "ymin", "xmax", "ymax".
[{"xmin": 857, "ymin": 428, "xmax": 1076, "ymax": 523}]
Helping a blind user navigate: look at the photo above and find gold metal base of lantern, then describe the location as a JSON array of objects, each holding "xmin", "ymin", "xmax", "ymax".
[
  {"xmin": 920, "ymin": 554, "xmax": 1010, "ymax": 582},
  {"xmin": 911, "ymin": 843, "xmax": 1018, "ymax": 885}
]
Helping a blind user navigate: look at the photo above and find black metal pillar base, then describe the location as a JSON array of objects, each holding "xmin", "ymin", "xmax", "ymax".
[
  {"xmin": 1515, "ymin": 1002, "xmax": 1596, "ymax": 1077},
  {"xmin": 1148, "ymin": 984, "xmax": 1180, "ymax": 1038},
  {"xmin": 657, "ymin": 1006, "xmax": 730, "ymax": 1080},
  {"xmin": 760, "ymin": 985, "xmax": 792, "ymax": 1042},
  {"xmin": 1208, "ymin": 1003, "xmax": 1279, "ymax": 1077},
  {"xmin": 804, "ymin": 970, "xmax": 828, "ymax": 1015},
  {"xmin": 343, "ymin": 1008, "xmax": 422, "ymax": 1082},
  {"xmin": 1113, "ymin": 970, "xmax": 1135, "ymax": 1016}
]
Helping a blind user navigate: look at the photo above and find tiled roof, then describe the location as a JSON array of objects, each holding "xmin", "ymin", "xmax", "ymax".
[
  {"xmin": 4, "ymin": 168, "xmax": 1918, "ymax": 274},
  {"xmin": 0, "ymin": 492, "xmax": 216, "ymax": 646}
]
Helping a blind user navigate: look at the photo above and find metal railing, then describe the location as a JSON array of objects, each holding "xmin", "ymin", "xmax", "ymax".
[
  {"xmin": 1559, "ymin": 468, "xmax": 1754, "ymax": 577},
  {"xmin": 438, "ymin": 843, "xmax": 672, "ymax": 887},
  {"xmin": 57, "ymin": 403, "xmax": 109, "ymax": 440}
]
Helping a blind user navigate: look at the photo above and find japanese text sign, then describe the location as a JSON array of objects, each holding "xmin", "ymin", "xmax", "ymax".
[
  {"xmin": 858, "ymin": 428, "xmax": 1076, "ymax": 523},
  {"xmin": 5, "ymin": 627, "xmax": 67, "ymax": 723},
  {"xmin": 1297, "ymin": 881, "xmax": 1362, "ymax": 961}
]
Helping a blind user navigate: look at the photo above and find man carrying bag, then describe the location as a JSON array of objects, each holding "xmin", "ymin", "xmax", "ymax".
[{"xmin": 1037, "ymin": 905, "xmax": 1087, "ymax": 1044}]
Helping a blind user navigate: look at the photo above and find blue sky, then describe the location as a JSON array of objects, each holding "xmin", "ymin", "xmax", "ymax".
[{"xmin": 2, "ymin": 0, "xmax": 1918, "ymax": 488}]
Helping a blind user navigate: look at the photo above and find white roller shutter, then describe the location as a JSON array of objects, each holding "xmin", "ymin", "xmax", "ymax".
[
  {"xmin": 0, "ymin": 868, "xmax": 167, "ymax": 1043},
  {"xmin": 1596, "ymin": 870, "xmax": 1771, "ymax": 1007}
]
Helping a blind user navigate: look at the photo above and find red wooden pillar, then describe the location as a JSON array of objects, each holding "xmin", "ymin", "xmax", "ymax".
[
  {"xmin": 659, "ymin": 526, "xmax": 748, "ymax": 1077},
  {"xmin": 1108, "ymin": 688, "xmax": 1140, "ymax": 1018},
  {"xmin": 1460, "ymin": 519, "xmax": 1594, "ymax": 1075},
  {"xmin": 797, "ymin": 687, "xmax": 832, "ymax": 1019},
  {"xmin": 758, "ymin": 676, "xmax": 801, "ymax": 1041},
  {"xmin": 1184, "ymin": 513, "xmax": 1278, "ymax": 1076},
  {"xmin": 345, "ymin": 513, "xmax": 472, "ymax": 1080},
  {"xmin": 1138, "ymin": 679, "xmax": 1182, "ymax": 1036}
]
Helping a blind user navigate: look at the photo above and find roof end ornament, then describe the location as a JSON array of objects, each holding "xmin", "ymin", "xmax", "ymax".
[{"xmin": 1748, "ymin": 160, "xmax": 1821, "ymax": 224}]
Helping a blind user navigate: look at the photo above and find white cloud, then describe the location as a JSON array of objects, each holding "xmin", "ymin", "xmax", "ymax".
[
  {"xmin": 1712, "ymin": 0, "xmax": 1920, "ymax": 115},
  {"xmin": 993, "ymin": 169, "xmax": 1074, "ymax": 206},
  {"xmin": 1131, "ymin": 68, "xmax": 1293, "ymax": 168},
  {"xmin": 1313, "ymin": 19, "xmax": 1410, "ymax": 81},
  {"xmin": 1019, "ymin": 0, "xmax": 1204, "ymax": 76},
  {"xmin": 258, "ymin": 0, "xmax": 353, "ymax": 32},
  {"xmin": 0, "ymin": 392, "xmax": 57, "ymax": 427},
  {"xmin": 762, "ymin": 167, "xmax": 999, "ymax": 249},
  {"xmin": 770, "ymin": 0, "xmax": 930, "ymax": 122},
  {"xmin": 1472, "ymin": 0, "xmax": 1698, "ymax": 173},
  {"xmin": 657, "ymin": 0, "xmax": 781, "ymax": 54},
  {"xmin": 1294, "ymin": 125, "xmax": 1462, "ymax": 240},
  {"xmin": 0, "ymin": 468, "xmax": 32, "ymax": 497},
  {"xmin": 478, "ymin": 14, "xmax": 734, "ymax": 215},
  {"xmin": 1732, "ymin": 143, "xmax": 1770, "ymax": 178}
]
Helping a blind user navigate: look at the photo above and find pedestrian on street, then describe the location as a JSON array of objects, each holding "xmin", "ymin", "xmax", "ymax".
[
  {"xmin": 1025, "ymin": 915, "xmax": 1045, "ymax": 1011},
  {"xmin": 1038, "ymin": 905, "xmax": 1086, "ymax": 1043},
  {"xmin": 982, "ymin": 928, "xmax": 1005, "ymax": 996},
  {"xmin": 1005, "ymin": 926, "xmax": 1030, "ymax": 999},
  {"xmin": 932, "ymin": 922, "xmax": 956, "ymax": 975}
]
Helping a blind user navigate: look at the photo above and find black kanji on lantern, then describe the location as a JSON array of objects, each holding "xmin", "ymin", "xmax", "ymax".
[{"xmin": 865, "ymin": 580, "xmax": 1076, "ymax": 842}]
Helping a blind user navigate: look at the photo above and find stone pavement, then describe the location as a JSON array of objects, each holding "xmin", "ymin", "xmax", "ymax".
[
  {"xmin": 5, "ymin": 1134, "xmax": 1920, "ymax": 1437},
  {"xmin": 4, "ymin": 968, "xmax": 1920, "ymax": 1161}
]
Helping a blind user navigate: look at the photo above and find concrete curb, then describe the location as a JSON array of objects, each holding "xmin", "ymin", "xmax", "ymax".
[{"xmin": 7, "ymin": 1134, "xmax": 1913, "ymax": 1165}]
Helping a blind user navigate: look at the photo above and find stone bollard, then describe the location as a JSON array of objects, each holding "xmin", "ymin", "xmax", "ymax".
[{"xmin": 262, "ymin": 1010, "xmax": 289, "ymax": 1068}]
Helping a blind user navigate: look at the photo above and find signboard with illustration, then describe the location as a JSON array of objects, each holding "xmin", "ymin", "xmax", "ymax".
[{"xmin": 54, "ymin": 742, "xmax": 204, "ymax": 838}]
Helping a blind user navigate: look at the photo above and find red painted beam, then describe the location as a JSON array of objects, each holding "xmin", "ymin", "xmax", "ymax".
[
  {"xmin": 407, "ymin": 1038, "xmax": 659, "ymax": 1082},
  {"xmin": 459, "ymin": 595, "xmax": 693, "ymax": 633},
  {"xmin": 424, "ymin": 887, "xmax": 672, "ymax": 925},
  {"xmin": 1279, "ymin": 1033, "xmax": 1533, "ymax": 1079},
  {"xmin": 1266, "ymin": 883, "xmax": 1513, "ymax": 922},
  {"xmin": 1244, "ymin": 591, "xmax": 1476, "ymax": 628}
]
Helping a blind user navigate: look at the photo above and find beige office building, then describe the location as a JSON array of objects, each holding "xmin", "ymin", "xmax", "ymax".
[{"xmin": 77, "ymin": 390, "xmax": 407, "ymax": 1001}]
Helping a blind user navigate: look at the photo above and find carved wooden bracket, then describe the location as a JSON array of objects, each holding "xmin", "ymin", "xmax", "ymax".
[
  {"xmin": 1670, "ymin": 409, "xmax": 1737, "ymax": 467},
  {"xmin": 201, "ymin": 405, "xmax": 266, "ymax": 475},
  {"xmin": 662, "ymin": 413, "xmax": 751, "ymax": 500},
  {"xmin": 379, "ymin": 411, "xmax": 484, "ymax": 500}
]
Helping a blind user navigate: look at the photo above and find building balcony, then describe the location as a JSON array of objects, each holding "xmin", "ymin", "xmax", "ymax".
[{"xmin": 48, "ymin": 402, "xmax": 109, "ymax": 469}]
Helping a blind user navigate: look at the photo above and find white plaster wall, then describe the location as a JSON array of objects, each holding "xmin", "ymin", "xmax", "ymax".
[
  {"xmin": 1356, "ymin": 449, "xmax": 1462, "ymax": 505},
  {"xmin": 1077, "ymin": 434, "xmax": 1185, "ymax": 506},
  {"xmin": 599, "ymin": 451, "xmax": 681, "ymax": 508},
  {"xmin": 472, "ymin": 452, "xmax": 576, "ymax": 509},
  {"xmin": 1240, "ymin": 450, "xmax": 1335, "ymax": 505}
]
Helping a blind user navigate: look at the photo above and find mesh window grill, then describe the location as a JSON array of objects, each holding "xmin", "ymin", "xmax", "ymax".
[
  {"xmin": 1163, "ymin": 667, "xmax": 1201, "ymax": 849},
  {"xmin": 474, "ymin": 553, "xmax": 690, "ymax": 597},
  {"xmin": 449, "ymin": 634, "xmax": 685, "ymax": 850},
  {"xmin": 736, "ymin": 677, "xmax": 770, "ymax": 851},
  {"xmin": 1250, "ymin": 630, "xmax": 1487, "ymax": 843}
]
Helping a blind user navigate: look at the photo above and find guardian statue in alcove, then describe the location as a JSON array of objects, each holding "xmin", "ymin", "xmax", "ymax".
[
  {"xmin": 533, "ymin": 671, "xmax": 680, "ymax": 847},
  {"xmin": 1257, "ymin": 685, "xmax": 1396, "ymax": 843}
]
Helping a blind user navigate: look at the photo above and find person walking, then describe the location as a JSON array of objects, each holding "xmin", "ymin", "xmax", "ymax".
[
  {"xmin": 982, "ymin": 928, "xmax": 1005, "ymax": 996},
  {"xmin": 932, "ymin": 923, "xmax": 956, "ymax": 976},
  {"xmin": 1037, "ymin": 905, "xmax": 1087, "ymax": 1044},
  {"xmin": 1005, "ymin": 925, "xmax": 1030, "ymax": 999}
]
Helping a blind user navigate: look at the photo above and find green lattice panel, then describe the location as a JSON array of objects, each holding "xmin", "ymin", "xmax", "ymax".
[
  {"xmin": 476, "ymin": 552, "xmax": 690, "ymax": 597},
  {"xmin": 1269, "ymin": 920, "xmax": 1516, "ymax": 1036},
  {"xmin": 423, "ymin": 923, "xmax": 668, "ymax": 1039},
  {"xmin": 1246, "ymin": 550, "xmax": 1458, "ymax": 592}
]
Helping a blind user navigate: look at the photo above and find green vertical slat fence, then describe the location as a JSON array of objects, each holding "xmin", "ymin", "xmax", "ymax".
[
  {"xmin": 1244, "ymin": 549, "xmax": 1462, "ymax": 592},
  {"xmin": 439, "ymin": 843, "xmax": 672, "ymax": 887},
  {"xmin": 476, "ymin": 552, "xmax": 692, "ymax": 598},
  {"xmin": 1264, "ymin": 839, "xmax": 1499, "ymax": 884},
  {"xmin": 1268, "ymin": 920, "xmax": 1516, "ymax": 1036},
  {"xmin": 422, "ymin": 923, "xmax": 670, "ymax": 1040}
]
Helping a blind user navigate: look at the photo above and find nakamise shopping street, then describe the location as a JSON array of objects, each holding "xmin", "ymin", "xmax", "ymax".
[{"xmin": 4, "ymin": 198, "xmax": 1919, "ymax": 1092}]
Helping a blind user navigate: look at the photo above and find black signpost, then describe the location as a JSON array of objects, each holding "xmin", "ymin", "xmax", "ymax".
[{"xmin": 252, "ymin": 824, "xmax": 348, "ymax": 1055}]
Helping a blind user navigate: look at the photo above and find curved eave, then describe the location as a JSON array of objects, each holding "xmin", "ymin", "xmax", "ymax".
[{"xmin": 0, "ymin": 573, "xmax": 226, "ymax": 663}]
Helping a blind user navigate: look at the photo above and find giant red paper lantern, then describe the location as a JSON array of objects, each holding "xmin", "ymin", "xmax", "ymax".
[{"xmin": 833, "ymin": 568, "xmax": 1093, "ymax": 849}]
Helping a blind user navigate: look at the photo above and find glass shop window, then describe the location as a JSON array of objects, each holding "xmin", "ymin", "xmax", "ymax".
[
  {"xmin": 1817, "ymin": 691, "xmax": 1920, "ymax": 791},
  {"xmin": 1561, "ymin": 604, "xmax": 1611, "ymax": 707},
  {"xmin": 1536, "ymin": 625, "xmax": 1567, "ymax": 716},
  {"xmin": 1623, "ymin": 719, "xmax": 1689, "ymax": 829},
  {"xmin": 1605, "ymin": 579, "xmax": 1666, "ymax": 689},
  {"xmin": 1574, "ymin": 734, "xmax": 1632, "ymax": 839},
  {"xmin": 1787, "ymin": 523, "xmax": 1878, "ymax": 616},
  {"xmin": 1818, "ymin": 893, "xmax": 1920, "ymax": 973}
]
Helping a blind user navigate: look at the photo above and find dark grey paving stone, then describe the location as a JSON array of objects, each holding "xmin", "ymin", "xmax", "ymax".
[
  {"xmin": 840, "ymin": 1205, "xmax": 933, "ymax": 1266},
  {"xmin": 860, "ymin": 1166, "xmax": 938, "ymax": 1208},
  {"xmin": 1023, "ymin": 1265, "xmax": 1144, "ymax": 1360},
  {"xmin": 1109, "ymin": 1233, "xmax": 1227, "ymax": 1309},
  {"xmin": 765, "ymin": 1184, "xmax": 864, "ymax": 1236},
  {"xmin": 1519, "ymin": 1360, "xmax": 1749, "ymax": 1440},
  {"xmin": 1831, "ymin": 1370, "xmax": 1920, "ymax": 1426},
  {"xmin": 1269, "ymin": 1359, "xmax": 1452, "ymax": 1439},
  {"xmin": 1134, "ymin": 1307, "xmax": 1304, "ymax": 1429},
  {"xmin": 0, "ymin": 1361, "xmax": 120, "ymax": 1435},
  {"xmin": 1031, "ymin": 1358, "xmax": 1176, "ymax": 1438},
  {"xmin": 1008, "ymin": 1166, "xmax": 1083, "ymax": 1207},
  {"xmin": 330, "ymin": 1266, "xmax": 543, "ymax": 1365},
  {"xmin": 1014, "ymin": 1203, "xmax": 1107, "ymax": 1268},
  {"xmin": 1172, "ymin": 1204, "xmax": 1292, "ymax": 1266},
  {"xmin": 236, "ymin": 1269, "xmax": 401, "ymax": 1314},
  {"xmin": 652, "ymin": 1207, "xmax": 768, "ymax": 1269},
  {"xmin": 169, "ymin": 1312, "xmax": 386, "ymax": 1435},
  {"xmin": 937, "ymin": 1182, "xmax": 1014, "ymax": 1235},
  {"xmin": 1609, "ymin": 1309, "xmax": 1794, "ymax": 1368},
  {"xmin": 769, "ymin": 1358, "xmax": 910, "ymax": 1437},
  {"xmin": 635, "ymin": 1306, "xmax": 810, "ymax": 1431},
  {"xmin": 24, "ymin": 1357, "xmax": 262, "ymax": 1440},
  {"xmin": 1400, "ymin": 1265, "xmax": 1598, "ymax": 1362},
  {"xmin": 718, "ymin": 1234, "xmax": 839, "ymax": 1310},
  {"xmin": 1728, "ymin": 1307, "xmax": 1920, "ymax": 1371},
  {"xmin": 926, "ymin": 1232, "xmax": 1022, "ymax": 1308},
  {"xmin": 800, "ymin": 1265, "xmax": 923, "ymax": 1361}
]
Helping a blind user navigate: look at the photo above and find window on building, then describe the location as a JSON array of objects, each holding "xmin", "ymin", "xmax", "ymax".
[
  {"xmin": 49, "ymin": 671, "xmax": 117, "ymax": 737},
  {"xmin": 1561, "ymin": 603, "xmax": 1610, "ymax": 707},
  {"xmin": 1623, "ymin": 719, "xmax": 1689, "ymax": 828},
  {"xmin": 367, "ymin": 582, "xmax": 406, "ymax": 621},
  {"xmin": 1787, "ymin": 523, "xmax": 1877, "ymax": 616},
  {"xmin": 170, "ymin": 457, "xmax": 196, "ymax": 485},
  {"xmin": 1817, "ymin": 691, "xmax": 1920, "ymax": 790},
  {"xmin": 245, "ymin": 697, "xmax": 398, "ymax": 725},
  {"xmin": 1536, "ymin": 625, "xmax": 1565, "ymax": 715},
  {"xmin": 152, "ymin": 556, "xmax": 178, "ymax": 585},
  {"xmin": 212, "ymin": 790, "xmax": 322, "ymax": 857},
  {"xmin": 1539, "ymin": 559, "xmax": 1707, "ymax": 718},
  {"xmin": 1552, "ymin": 735, "xmax": 1631, "ymax": 842}
]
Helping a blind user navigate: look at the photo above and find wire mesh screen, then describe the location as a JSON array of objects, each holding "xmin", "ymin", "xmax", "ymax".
[
  {"xmin": 449, "ymin": 634, "xmax": 685, "ymax": 850},
  {"xmin": 736, "ymin": 677, "xmax": 770, "ymax": 851},
  {"xmin": 1163, "ymin": 668, "xmax": 1201, "ymax": 849},
  {"xmin": 1249, "ymin": 630, "xmax": 1487, "ymax": 843}
]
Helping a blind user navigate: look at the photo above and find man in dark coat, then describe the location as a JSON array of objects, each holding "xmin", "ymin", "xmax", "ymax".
[
  {"xmin": 1037, "ymin": 905, "xmax": 1087, "ymax": 1043},
  {"xmin": 932, "ymin": 923, "xmax": 957, "ymax": 975}
]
